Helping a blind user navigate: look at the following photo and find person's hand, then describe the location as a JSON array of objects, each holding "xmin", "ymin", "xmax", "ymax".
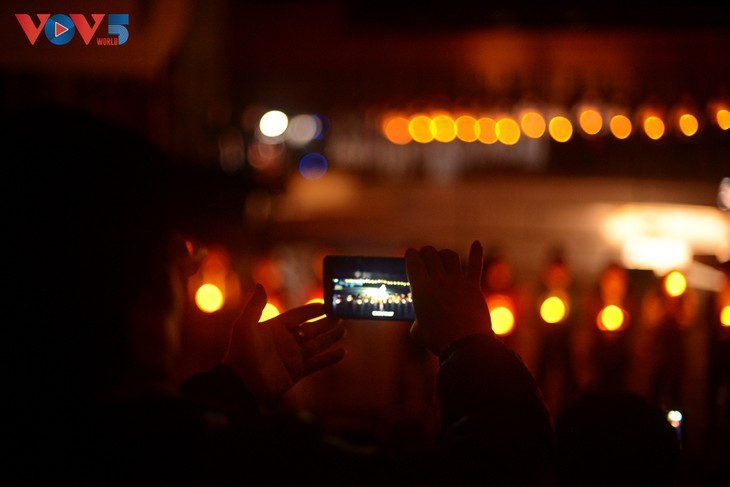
[
  {"xmin": 222, "ymin": 284, "xmax": 346, "ymax": 408},
  {"xmin": 405, "ymin": 240, "xmax": 493, "ymax": 356}
]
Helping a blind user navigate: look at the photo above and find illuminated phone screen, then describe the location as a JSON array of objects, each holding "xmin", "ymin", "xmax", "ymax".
[{"xmin": 323, "ymin": 256, "xmax": 414, "ymax": 321}]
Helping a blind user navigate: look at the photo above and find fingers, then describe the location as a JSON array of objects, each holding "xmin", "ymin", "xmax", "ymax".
[
  {"xmin": 439, "ymin": 248, "xmax": 461, "ymax": 274},
  {"xmin": 267, "ymin": 302, "xmax": 327, "ymax": 331},
  {"xmin": 296, "ymin": 315, "xmax": 342, "ymax": 341},
  {"xmin": 405, "ymin": 247, "xmax": 427, "ymax": 283},
  {"xmin": 300, "ymin": 319, "xmax": 347, "ymax": 359},
  {"xmin": 302, "ymin": 348, "xmax": 346, "ymax": 377},
  {"xmin": 420, "ymin": 245, "xmax": 444, "ymax": 275},
  {"xmin": 239, "ymin": 283, "xmax": 267, "ymax": 325},
  {"xmin": 467, "ymin": 240, "xmax": 483, "ymax": 285}
]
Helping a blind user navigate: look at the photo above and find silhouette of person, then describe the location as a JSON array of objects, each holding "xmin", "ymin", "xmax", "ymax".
[
  {"xmin": 554, "ymin": 391, "xmax": 681, "ymax": 486},
  {"xmin": 6, "ymin": 105, "xmax": 556, "ymax": 485},
  {"xmin": 532, "ymin": 248, "xmax": 580, "ymax": 413}
]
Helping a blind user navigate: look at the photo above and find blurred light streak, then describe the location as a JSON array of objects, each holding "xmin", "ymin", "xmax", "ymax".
[
  {"xmin": 382, "ymin": 114, "xmax": 412, "ymax": 144},
  {"xmin": 260, "ymin": 302, "xmax": 281, "ymax": 322},
  {"xmin": 259, "ymin": 110, "xmax": 289, "ymax": 138},
  {"xmin": 663, "ymin": 270, "xmax": 688, "ymax": 297},
  {"xmin": 476, "ymin": 116, "xmax": 497, "ymax": 144},
  {"xmin": 548, "ymin": 116, "xmax": 572, "ymax": 142},
  {"xmin": 643, "ymin": 115, "xmax": 665, "ymax": 140},
  {"xmin": 455, "ymin": 115, "xmax": 478, "ymax": 142},
  {"xmin": 195, "ymin": 283, "xmax": 224, "ymax": 313},
  {"xmin": 609, "ymin": 114, "xmax": 632, "ymax": 139},
  {"xmin": 578, "ymin": 107, "xmax": 603, "ymax": 135},
  {"xmin": 603, "ymin": 203, "xmax": 730, "ymax": 270},
  {"xmin": 409, "ymin": 114, "xmax": 434, "ymax": 143},
  {"xmin": 677, "ymin": 113, "xmax": 699, "ymax": 137},
  {"xmin": 431, "ymin": 114, "xmax": 457, "ymax": 142},
  {"xmin": 495, "ymin": 117, "xmax": 520, "ymax": 145},
  {"xmin": 540, "ymin": 294, "xmax": 568, "ymax": 324},
  {"xmin": 597, "ymin": 304, "xmax": 625, "ymax": 331},
  {"xmin": 520, "ymin": 111, "xmax": 546, "ymax": 139},
  {"xmin": 299, "ymin": 152, "xmax": 328, "ymax": 180},
  {"xmin": 287, "ymin": 114, "xmax": 321, "ymax": 147}
]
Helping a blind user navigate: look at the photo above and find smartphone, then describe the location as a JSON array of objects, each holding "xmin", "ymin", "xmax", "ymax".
[{"xmin": 322, "ymin": 255, "xmax": 414, "ymax": 321}]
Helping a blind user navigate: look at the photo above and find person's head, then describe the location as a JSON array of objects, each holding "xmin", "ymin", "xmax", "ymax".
[
  {"xmin": 6, "ymin": 104, "xmax": 201, "ymax": 400},
  {"xmin": 554, "ymin": 391, "xmax": 681, "ymax": 486}
]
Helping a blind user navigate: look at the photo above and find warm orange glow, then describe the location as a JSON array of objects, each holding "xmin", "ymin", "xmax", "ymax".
[
  {"xmin": 609, "ymin": 114, "xmax": 632, "ymax": 139},
  {"xmin": 663, "ymin": 271, "xmax": 688, "ymax": 297},
  {"xmin": 382, "ymin": 115, "xmax": 412, "ymax": 145},
  {"xmin": 540, "ymin": 295, "xmax": 568, "ymax": 324},
  {"xmin": 579, "ymin": 108, "xmax": 603, "ymax": 135},
  {"xmin": 716, "ymin": 109, "xmax": 730, "ymax": 130},
  {"xmin": 455, "ymin": 115, "xmax": 478, "ymax": 142},
  {"xmin": 195, "ymin": 283, "xmax": 224, "ymax": 313},
  {"xmin": 409, "ymin": 114, "xmax": 434, "ymax": 143},
  {"xmin": 520, "ymin": 111, "xmax": 546, "ymax": 138},
  {"xmin": 431, "ymin": 114, "xmax": 457, "ymax": 142},
  {"xmin": 476, "ymin": 117, "xmax": 497, "ymax": 144},
  {"xmin": 495, "ymin": 118, "xmax": 520, "ymax": 145},
  {"xmin": 487, "ymin": 294, "xmax": 515, "ymax": 335},
  {"xmin": 678, "ymin": 113, "xmax": 698, "ymax": 136},
  {"xmin": 597, "ymin": 304, "xmax": 625, "ymax": 331},
  {"xmin": 548, "ymin": 116, "xmax": 573, "ymax": 142},
  {"xmin": 491, "ymin": 306, "xmax": 515, "ymax": 335},
  {"xmin": 260, "ymin": 302, "xmax": 281, "ymax": 322},
  {"xmin": 667, "ymin": 409, "xmax": 683, "ymax": 428},
  {"xmin": 305, "ymin": 297, "xmax": 326, "ymax": 322},
  {"xmin": 643, "ymin": 116, "xmax": 665, "ymax": 140},
  {"xmin": 721, "ymin": 305, "xmax": 730, "ymax": 326}
]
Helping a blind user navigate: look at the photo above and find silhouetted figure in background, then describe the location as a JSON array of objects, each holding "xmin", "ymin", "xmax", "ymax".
[
  {"xmin": 532, "ymin": 249, "xmax": 580, "ymax": 414},
  {"xmin": 481, "ymin": 247, "xmax": 529, "ymax": 357},
  {"xmin": 646, "ymin": 271, "xmax": 696, "ymax": 413},
  {"xmin": 554, "ymin": 391, "xmax": 681, "ymax": 486},
  {"xmin": 7, "ymin": 105, "xmax": 556, "ymax": 485},
  {"xmin": 707, "ymin": 260, "xmax": 730, "ymax": 433},
  {"xmin": 575, "ymin": 261, "xmax": 636, "ymax": 393}
]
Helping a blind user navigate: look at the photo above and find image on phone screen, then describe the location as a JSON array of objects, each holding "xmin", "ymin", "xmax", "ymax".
[{"xmin": 323, "ymin": 255, "xmax": 414, "ymax": 321}]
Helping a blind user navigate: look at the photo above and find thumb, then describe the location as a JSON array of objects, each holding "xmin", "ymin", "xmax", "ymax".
[{"xmin": 239, "ymin": 283, "xmax": 267, "ymax": 326}]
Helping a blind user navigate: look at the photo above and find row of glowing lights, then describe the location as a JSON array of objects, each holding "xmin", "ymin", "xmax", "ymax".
[
  {"xmin": 381, "ymin": 106, "xmax": 730, "ymax": 145},
  {"xmin": 194, "ymin": 270, "xmax": 730, "ymax": 335}
]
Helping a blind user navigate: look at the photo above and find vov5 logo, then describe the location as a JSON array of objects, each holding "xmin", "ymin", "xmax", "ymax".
[{"xmin": 15, "ymin": 14, "xmax": 129, "ymax": 46}]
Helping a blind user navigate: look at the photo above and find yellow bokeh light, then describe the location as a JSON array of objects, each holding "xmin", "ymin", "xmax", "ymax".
[
  {"xmin": 520, "ymin": 111, "xmax": 546, "ymax": 139},
  {"xmin": 195, "ymin": 283, "xmax": 224, "ymax": 313},
  {"xmin": 431, "ymin": 114, "xmax": 457, "ymax": 143},
  {"xmin": 382, "ymin": 115, "xmax": 412, "ymax": 145},
  {"xmin": 548, "ymin": 116, "xmax": 573, "ymax": 142},
  {"xmin": 306, "ymin": 297, "xmax": 326, "ymax": 322},
  {"xmin": 716, "ymin": 109, "xmax": 730, "ymax": 130},
  {"xmin": 455, "ymin": 115, "xmax": 479, "ymax": 142},
  {"xmin": 610, "ymin": 114, "xmax": 632, "ymax": 139},
  {"xmin": 663, "ymin": 271, "xmax": 687, "ymax": 297},
  {"xmin": 720, "ymin": 305, "xmax": 730, "ymax": 326},
  {"xmin": 490, "ymin": 306, "xmax": 515, "ymax": 335},
  {"xmin": 409, "ymin": 114, "xmax": 434, "ymax": 143},
  {"xmin": 495, "ymin": 118, "xmax": 520, "ymax": 145},
  {"xmin": 579, "ymin": 108, "xmax": 603, "ymax": 135},
  {"xmin": 597, "ymin": 304, "xmax": 624, "ymax": 331},
  {"xmin": 678, "ymin": 114, "xmax": 698, "ymax": 136},
  {"xmin": 476, "ymin": 117, "xmax": 497, "ymax": 144},
  {"xmin": 260, "ymin": 302, "xmax": 281, "ymax": 322},
  {"xmin": 540, "ymin": 296, "xmax": 568, "ymax": 324},
  {"xmin": 643, "ymin": 116, "xmax": 665, "ymax": 140}
]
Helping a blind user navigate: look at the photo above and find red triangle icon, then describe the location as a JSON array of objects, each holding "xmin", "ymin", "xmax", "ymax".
[{"xmin": 55, "ymin": 21, "xmax": 69, "ymax": 38}]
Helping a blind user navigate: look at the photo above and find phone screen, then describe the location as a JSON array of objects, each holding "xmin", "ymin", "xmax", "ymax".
[{"xmin": 323, "ymin": 255, "xmax": 414, "ymax": 321}]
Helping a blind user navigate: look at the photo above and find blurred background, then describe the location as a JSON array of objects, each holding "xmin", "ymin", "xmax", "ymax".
[{"xmin": 3, "ymin": 0, "xmax": 729, "ymax": 479}]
